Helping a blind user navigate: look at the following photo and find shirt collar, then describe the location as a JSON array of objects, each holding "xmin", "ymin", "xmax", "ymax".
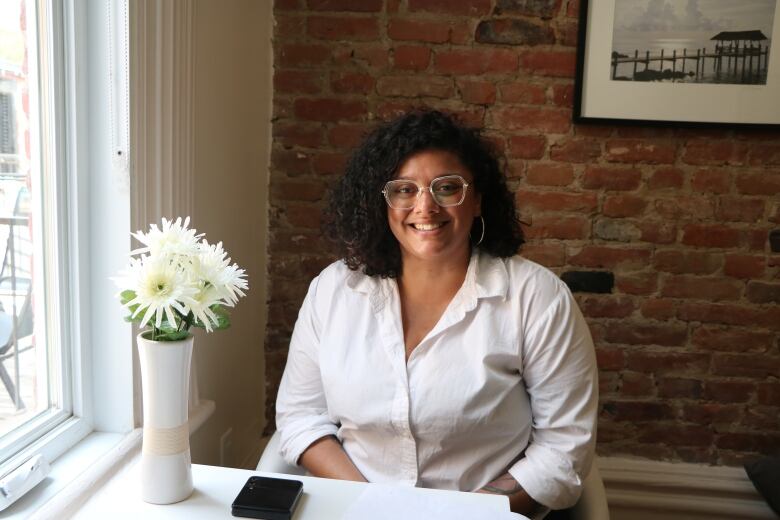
[
  {"xmin": 472, "ymin": 250, "xmax": 509, "ymax": 301},
  {"xmin": 344, "ymin": 263, "xmax": 388, "ymax": 312},
  {"xmin": 344, "ymin": 250, "xmax": 509, "ymax": 310}
]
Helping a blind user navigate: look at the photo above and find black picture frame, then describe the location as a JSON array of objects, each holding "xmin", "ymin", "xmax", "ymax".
[{"xmin": 573, "ymin": 0, "xmax": 780, "ymax": 129}]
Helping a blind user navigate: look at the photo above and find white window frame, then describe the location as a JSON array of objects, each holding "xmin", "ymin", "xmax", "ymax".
[{"xmin": 0, "ymin": 0, "xmax": 133, "ymax": 479}]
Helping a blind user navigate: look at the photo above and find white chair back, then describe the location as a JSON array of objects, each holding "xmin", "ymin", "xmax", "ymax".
[{"xmin": 256, "ymin": 430, "xmax": 305, "ymax": 475}]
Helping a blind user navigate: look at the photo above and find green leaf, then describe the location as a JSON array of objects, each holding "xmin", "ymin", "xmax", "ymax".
[
  {"xmin": 140, "ymin": 328, "xmax": 191, "ymax": 342},
  {"xmin": 119, "ymin": 290, "xmax": 137, "ymax": 305},
  {"xmin": 154, "ymin": 330, "xmax": 191, "ymax": 341},
  {"xmin": 191, "ymin": 305, "xmax": 231, "ymax": 331},
  {"xmin": 156, "ymin": 320, "xmax": 180, "ymax": 334},
  {"xmin": 119, "ymin": 290, "xmax": 143, "ymax": 323},
  {"xmin": 210, "ymin": 305, "xmax": 231, "ymax": 330}
]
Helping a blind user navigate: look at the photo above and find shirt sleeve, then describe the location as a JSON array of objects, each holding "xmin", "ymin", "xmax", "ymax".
[
  {"xmin": 507, "ymin": 283, "xmax": 598, "ymax": 510},
  {"xmin": 275, "ymin": 275, "xmax": 339, "ymax": 467}
]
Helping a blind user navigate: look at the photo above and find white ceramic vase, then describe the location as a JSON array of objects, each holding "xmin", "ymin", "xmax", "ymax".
[{"xmin": 137, "ymin": 333, "xmax": 194, "ymax": 504}]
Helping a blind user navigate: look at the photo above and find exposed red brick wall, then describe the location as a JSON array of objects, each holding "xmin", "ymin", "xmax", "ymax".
[{"xmin": 265, "ymin": 0, "xmax": 780, "ymax": 466}]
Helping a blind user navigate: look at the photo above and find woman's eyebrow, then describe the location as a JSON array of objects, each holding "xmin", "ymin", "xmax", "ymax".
[{"xmin": 395, "ymin": 171, "xmax": 462, "ymax": 180}]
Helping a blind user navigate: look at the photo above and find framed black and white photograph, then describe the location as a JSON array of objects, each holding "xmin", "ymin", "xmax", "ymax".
[{"xmin": 574, "ymin": 0, "xmax": 780, "ymax": 127}]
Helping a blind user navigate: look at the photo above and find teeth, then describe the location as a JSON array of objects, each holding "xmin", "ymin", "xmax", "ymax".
[{"xmin": 413, "ymin": 223, "xmax": 444, "ymax": 231}]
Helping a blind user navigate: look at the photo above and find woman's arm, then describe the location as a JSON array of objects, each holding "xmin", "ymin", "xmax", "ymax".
[
  {"xmin": 476, "ymin": 472, "xmax": 543, "ymax": 516},
  {"xmin": 277, "ymin": 277, "xmax": 342, "ymax": 469},
  {"xmin": 506, "ymin": 284, "xmax": 598, "ymax": 511},
  {"xmin": 299, "ymin": 435, "xmax": 367, "ymax": 482}
]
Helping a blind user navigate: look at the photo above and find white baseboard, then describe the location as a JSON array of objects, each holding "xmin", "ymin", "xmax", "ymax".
[{"xmin": 599, "ymin": 456, "xmax": 776, "ymax": 520}]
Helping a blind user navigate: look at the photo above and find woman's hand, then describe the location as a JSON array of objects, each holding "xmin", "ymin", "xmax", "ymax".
[
  {"xmin": 476, "ymin": 472, "xmax": 542, "ymax": 516},
  {"xmin": 299, "ymin": 435, "xmax": 368, "ymax": 482}
]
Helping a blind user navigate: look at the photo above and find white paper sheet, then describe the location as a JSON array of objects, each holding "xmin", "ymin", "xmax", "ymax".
[{"xmin": 341, "ymin": 484, "xmax": 529, "ymax": 520}]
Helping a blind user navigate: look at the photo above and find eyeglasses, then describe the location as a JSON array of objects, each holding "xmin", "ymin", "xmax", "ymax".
[{"xmin": 381, "ymin": 175, "xmax": 470, "ymax": 210}]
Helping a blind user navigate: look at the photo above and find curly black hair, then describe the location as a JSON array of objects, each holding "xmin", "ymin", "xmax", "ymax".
[{"xmin": 323, "ymin": 109, "xmax": 524, "ymax": 278}]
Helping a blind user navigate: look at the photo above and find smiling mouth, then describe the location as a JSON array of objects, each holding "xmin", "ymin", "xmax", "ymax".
[{"xmin": 411, "ymin": 222, "xmax": 445, "ymax": 231}]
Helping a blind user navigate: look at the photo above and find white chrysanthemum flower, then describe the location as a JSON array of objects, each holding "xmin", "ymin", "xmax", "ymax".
[
  {"xmin": 187, "ymin": 283, "xmax": 224, "ymax": 332},
  {"xmin": 120, "ymin": 255, "xmax": 198, "ymax": 329},
  {"xmin": 219, "ymin": 262, "xmax": 249, "ymax": 305},
  {"xmin": 194, "ymin": 241, "xmax": 248, "ymax": 306},
  {"xmin": 131, "ymin": 216, "xmax": 202, "ymax": 258},
  {"xmin": 115, "ymin": 217, "xmax": 248, "ymax": 338}
]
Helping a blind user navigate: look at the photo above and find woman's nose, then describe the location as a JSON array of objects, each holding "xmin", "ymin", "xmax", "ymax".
[{"xmin": 414, "ymin": 188, "xmax": 439, "ymax": 212}]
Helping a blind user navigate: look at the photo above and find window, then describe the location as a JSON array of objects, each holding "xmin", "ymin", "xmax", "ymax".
[
  {"xmin": 0, "ymin": 0, "xmax": 72, "ymax": 466},
  {"xmin": 1, "ymin": 30, "xmax": 19, "ymax": 176},
  {"xmin": 0, "ymin": 91, "xmax": 17, "ymax": 164},
  {"xmin": 0, "ymin": 0, "xmax": 133, "ymax": 478}
]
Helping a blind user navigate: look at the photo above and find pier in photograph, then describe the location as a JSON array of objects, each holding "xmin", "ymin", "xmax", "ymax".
[{"xmin": 611, "ymin": 30, "xmax": 770, "ymax": 84}]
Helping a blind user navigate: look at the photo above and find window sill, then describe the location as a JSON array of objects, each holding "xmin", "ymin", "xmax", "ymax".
[{"xmin": 4, "ymin": 400, "xmax": 215, "ymax": 520}]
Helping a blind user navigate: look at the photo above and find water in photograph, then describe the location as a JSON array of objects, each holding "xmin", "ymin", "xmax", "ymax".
[
  {"xmin": 610, "ymin": 0, "xmax": 775, "ymax": 85},
  {"xmin": 612, "ymin": 30, "xmax": 771, "ymax": 84}
]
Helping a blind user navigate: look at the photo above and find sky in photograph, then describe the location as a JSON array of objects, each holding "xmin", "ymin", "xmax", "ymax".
[{"xmin": 614, "ymin": 0, "xmax": 776, "ymax": 37}]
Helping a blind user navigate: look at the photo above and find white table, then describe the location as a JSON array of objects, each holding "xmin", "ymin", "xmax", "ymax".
[{"xmin": 75, "ymin": 461, "xmax": 511, "ymax": 519}]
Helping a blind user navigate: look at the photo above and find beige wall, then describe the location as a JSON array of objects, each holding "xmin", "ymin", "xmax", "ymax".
[{"xmin": 189, "ymin": 0, "xmax": 272, "ymax": 468}]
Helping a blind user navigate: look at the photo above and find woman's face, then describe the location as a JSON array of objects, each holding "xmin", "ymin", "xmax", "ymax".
[{"xmin": 386, "ymin": 149, "xmax": 481, "ymax": 267}]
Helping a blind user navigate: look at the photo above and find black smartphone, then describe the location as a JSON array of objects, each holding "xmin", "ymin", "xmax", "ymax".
[{"xmin": 231, "ymin": 476, "xmax": 304, "ymax": 520}]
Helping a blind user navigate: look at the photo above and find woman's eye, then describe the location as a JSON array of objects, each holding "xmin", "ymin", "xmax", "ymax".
[{"xmin": 396, "ymin": 185, "xmax": 416, "ymax": 194}]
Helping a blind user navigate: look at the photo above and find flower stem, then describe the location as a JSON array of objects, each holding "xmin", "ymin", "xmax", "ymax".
[{"xmin": 182, "ymin": 311, "xmax": 195, "ymax": 333}]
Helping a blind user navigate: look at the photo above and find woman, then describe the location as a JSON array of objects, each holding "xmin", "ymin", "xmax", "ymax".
[{"xmin": 275, "ymin": 110, "xmax": 598, "ymax": 517}]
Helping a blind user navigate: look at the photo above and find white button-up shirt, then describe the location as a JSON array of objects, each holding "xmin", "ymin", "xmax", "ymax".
[{"xmin": 276, "ymin": 252, "xmax": 598, "ymax": 510}]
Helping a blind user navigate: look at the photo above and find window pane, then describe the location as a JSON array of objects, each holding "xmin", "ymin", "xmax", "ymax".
[{"xmin": 0, "ymin": 0, "xmax": 53, "ymax": 442}]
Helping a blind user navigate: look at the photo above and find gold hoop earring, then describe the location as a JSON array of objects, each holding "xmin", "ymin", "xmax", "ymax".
[{"xmin": 474, "ymin": 216, "xmax": 485, "ymax": 246}]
